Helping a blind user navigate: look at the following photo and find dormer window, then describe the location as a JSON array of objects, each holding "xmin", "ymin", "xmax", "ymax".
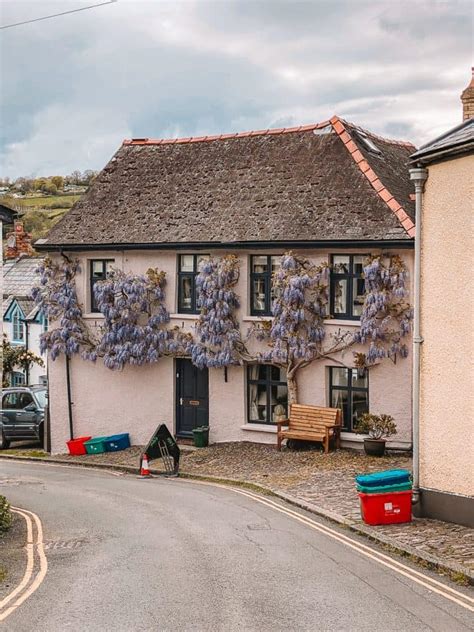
[{"xmin": 356, "ymin": 131, "xmax": 382, "ymax": 155}]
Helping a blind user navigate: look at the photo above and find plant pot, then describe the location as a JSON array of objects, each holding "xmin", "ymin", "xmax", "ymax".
[{"xmin": 363, "ymin": 438, "xmax": 386, "ymax": 457}]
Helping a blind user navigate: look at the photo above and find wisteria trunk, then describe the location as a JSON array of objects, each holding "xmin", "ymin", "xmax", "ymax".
[{"xmin": 287, "ymin": 373, "xmax": 298, "ymax": 406}]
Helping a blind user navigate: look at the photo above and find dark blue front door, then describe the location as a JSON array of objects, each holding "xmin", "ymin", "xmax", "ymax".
[{"xmin": 176, "ymin": 359, "xmax": 209, "ymax": 436}]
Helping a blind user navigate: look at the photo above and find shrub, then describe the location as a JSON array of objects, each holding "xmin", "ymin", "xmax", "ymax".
[
  {"xmin": 0, "ymin": 496, "xmax": 12, "ymax": 533},
  {"xmin": 355, "ymin": 413, "xmax": 397, "ymax": 440}
]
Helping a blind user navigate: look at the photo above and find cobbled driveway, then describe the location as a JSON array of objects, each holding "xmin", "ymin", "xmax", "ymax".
[{"xmin": 5, "ymin": 443, "xmax": 473, "ymax": 577}]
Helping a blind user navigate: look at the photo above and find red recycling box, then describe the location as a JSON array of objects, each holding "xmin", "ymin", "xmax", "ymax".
[{"xmin": 358, "ymin": 490, "xmax": 412, "ymax": 525}]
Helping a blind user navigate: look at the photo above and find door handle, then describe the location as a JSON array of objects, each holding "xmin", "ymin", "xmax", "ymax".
[{"xmin": 180, "ymin": 398, "xmax": 183, "ymax": 406}]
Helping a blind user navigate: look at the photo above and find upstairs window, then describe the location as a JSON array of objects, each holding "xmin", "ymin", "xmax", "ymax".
[
  {"xmin": 90, "ymin": 260, "xmax": 114, "ymax": 313},
  {"xmin": 330, "ymin": 255, "xmax": 365, "ymax": 319},
  {"xmin": 12, "ymin": 307, "xmax": 24, "ymax": 342},
  {"xmin": 250, "ymin": 255, "xmax": 281, "ymax": 316},
  {"xmin": 177, "ymin": 254, "xmax": 209, "ymax": 314}
]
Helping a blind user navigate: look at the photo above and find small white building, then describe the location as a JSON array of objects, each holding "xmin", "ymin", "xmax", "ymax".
[{"xmin": 3, "ymin": 256, "xmax": 47, "ymax": 386}]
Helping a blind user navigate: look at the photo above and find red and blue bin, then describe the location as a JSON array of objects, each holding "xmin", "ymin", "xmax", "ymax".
[
  {"xmin": 356, "ymin": 469, "xmax": 412, "ymax": 525},
  {"xmin": 67, "ymin": 433, "xmax": 130, "ymax": 456}
]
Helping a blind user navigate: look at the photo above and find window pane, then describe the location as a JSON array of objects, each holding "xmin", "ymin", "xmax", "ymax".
[
  {"xmin": 333, "ymin": 279, "xmax": 348, "ymax": 314},
  {"xmin": 331, "ymin": 389, "xmax": 349, "ymax": 427},
  {"xmin": 271, "ymin": 384, "xmax": 288, "ymax": 422},
  {"xmin": 352, "ymin": 278, "xmax": 365, "ymax": 316},
  {"xmin": 257, "ymin": 364, "xmax": 268, "ymax": 380},
  {"xmin": 180, "ymin": 255, "xmax": 194, "ymax": 272},
  {"xmin": 352, "ymin": 369, "xmax": 368, "ymax": 389},
  {"xmin": 105, "ymin": 260, "xmax": 114, "ymax": 275},
  {"xmin": 20, "ymin": 393, "xmax": 33, "ymax": 408},
  {"xmin": 256, "ymin": 384, "xmax": 268, "ymax": 420},
  {"xmin": 270, "ymin": 365, "xmax": 286, "ymax": 382},
  {"xmin": 331, "ymin": 367, "xmax": 349, "ymax": 387},
  {"xmin": 252, "ymin": 256, "xmax": 268, "ymax": 273},
  {"xmin": 353, "ymin": 255, "xmax": 365, "ymax": 276},
  {"xmin": 271, "ymin": 256, "xmax": 281, "ymax": 272},
  {"xmin": 352, "ymin": 391, "xmax": 369, "ymax": 429},
  {"xmin": 252, "ymin": 278, "xmax": 267, "ymax": 312},
  {"xmin": 333, "ymin": 255, "xmax": 350, "ymax": 274},
  {"xmin": 179, "ymin": 276, "xmax": 193, "ymax": 309},
  {"xmin": 92, "ymin": 261, "xmax": 104, "ymax": 277}
]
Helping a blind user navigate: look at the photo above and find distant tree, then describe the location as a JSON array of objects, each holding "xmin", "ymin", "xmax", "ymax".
[
  {"xmin": 82, "ymin": 170, "xmax": 97, "ymax": 185},
  {"xmin": 44, "ymin": 182, "xmax": 58, "ymax": 195},
  {"xmin": 50, "ymin": 176, "xmax": 64, "ymax": 190},
  {"xmin": 70, "ymin": 170, "xmax": 82, "ymax": 185},
  {"xmin": 34, "ymin": 178, "xmax": 47, "ymax": 191},
  {"xmin": 2, "ymin": 335, "xmax": 44, "ymax": 387}
]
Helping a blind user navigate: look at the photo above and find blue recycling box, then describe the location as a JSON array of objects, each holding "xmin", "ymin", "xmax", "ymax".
[
  {"xmin": 355, "ymin": 469, "xmax": 411, "ymax": 488},
  {"xmin": 104, "ymin": 433, "xmax": 130, "ymax": 452}
]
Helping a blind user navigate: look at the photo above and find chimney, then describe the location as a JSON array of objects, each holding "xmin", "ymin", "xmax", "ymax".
[
  {"xmin": 461, "ymin": 67, "xmax": 474, "ymax": 121},
  {"xmin": 5, "ymin": 221, "xmax": 34, "ymax": 260}
]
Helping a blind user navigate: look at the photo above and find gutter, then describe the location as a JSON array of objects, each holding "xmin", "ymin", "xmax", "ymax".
[
  {"xmin": 409, "ymin": 167, "xmax": 428, "ymax": 505},
  {"xmin": 34, "ymin": 239, "xmax": 415, "ymax": 253}
]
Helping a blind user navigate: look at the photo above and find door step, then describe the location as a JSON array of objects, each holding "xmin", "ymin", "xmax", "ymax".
[{"xmin": 176, "ymin": 437, "xmax": 194, "ymax": 446}]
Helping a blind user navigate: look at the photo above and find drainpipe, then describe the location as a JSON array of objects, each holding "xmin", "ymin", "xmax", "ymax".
[
  {"xmin": 66, "ymin": 355, "xmax": 74, "ymax": 441},
  {"xmin": 21, "ymin": 318, "xmax": 30, "ymax": 385},
  {"xmin": 409, "ymin": 167, "xmax": 428, "ymax": 505}
]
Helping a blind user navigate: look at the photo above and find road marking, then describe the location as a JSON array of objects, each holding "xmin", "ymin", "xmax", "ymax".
[
  {"xmin": 180, "ymin": 479, "xmax": 474, "ymax": 613},
  {"xmin": 0, "ymin": 506, "xmax": 48, "ymax": 622}
]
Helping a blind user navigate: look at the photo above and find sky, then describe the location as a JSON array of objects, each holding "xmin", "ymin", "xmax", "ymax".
[{"xmin": 0, "ymin": 0, "xmax": 472, "ymax": 178}]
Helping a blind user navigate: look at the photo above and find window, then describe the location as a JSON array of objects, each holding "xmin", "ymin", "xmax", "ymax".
[
  {"xmin": 12, "ymin": 308, "xmax": 24, "ymax": 342},
  {"xmin": 2, "ymin": 392, "xmax": 20, "ymax": 408},
  {"xmin": 250, "ymin": 255, "xmax": 281, "ymax": 316},
  {"xmin": 329, "ymin": 367, "xmax": 369, "ymax": 432},
  {"xmin": 247, "ymin": 365, "xmax": 288, "ymax": 424},
  {"xmin": 330, "ymin": 255, "xmax": 366, "ymax": 319},
  {"xmin": 11, "ymin": 373, "xmax": 25, "ymax": 388},
  {"xmin": 90, "ymin": 260, "xmax": 114, "ymax": 313},
  {"xmin": 177, "ymin": 254, "xmax": 209, "ymax": 314}
]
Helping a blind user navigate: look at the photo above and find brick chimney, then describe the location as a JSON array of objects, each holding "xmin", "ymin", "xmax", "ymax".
[
  {"xmin": 5, "ymin": 221, "xmax": 34, "ymax": 259},
  {"xmin": 461, "ymin": 67, "xmax": 474, "ymax": 121}
]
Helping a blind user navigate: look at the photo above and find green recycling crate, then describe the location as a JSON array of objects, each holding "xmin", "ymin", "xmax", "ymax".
[
  {"xmin": 84, "ymin": 436, "xmax": 109, "ymax": 455},
  {"xmin": 192, "ymin": 426, "xmax": 209, "ymax": 448}
]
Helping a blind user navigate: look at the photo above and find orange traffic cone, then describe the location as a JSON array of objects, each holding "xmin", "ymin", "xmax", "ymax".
[{"xmin": 139, "ymin": 453, "xmax": 151, "ymax": 478}]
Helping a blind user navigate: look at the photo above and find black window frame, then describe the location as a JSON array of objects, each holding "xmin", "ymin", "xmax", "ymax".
[
  {"xmin": 249, "ymin": 255, "xmax": 281, "ymax": 316},
  {"xmin": 247, "ymin": 364, "xmax": 288, "ymax": 425},
  {"xmin": 177, "ymin": 254, "xmax": 209, "ymax": 314},
  {"xmin": 329, "ymin": 367, "xmax": 369, "ymax": 432},
  {"xmin": 330, "ymin": 254, "xmax": 366, "ymax": 320},
  {"xmin": 90, "ymin": 259, "xmax": 114, "ymax": 313}
]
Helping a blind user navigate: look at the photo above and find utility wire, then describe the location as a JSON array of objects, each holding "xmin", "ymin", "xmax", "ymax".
[{"xmin": 0, "ymin": 0, "xmax": 117, "ymax": 30}]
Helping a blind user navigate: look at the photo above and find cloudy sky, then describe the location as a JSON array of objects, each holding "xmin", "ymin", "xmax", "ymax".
[{"xmin": 0, "ymin": 0, "xmax": 472, "ymax": 178}]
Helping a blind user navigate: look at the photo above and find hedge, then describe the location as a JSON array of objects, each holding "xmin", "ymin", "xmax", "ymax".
[{"xmin": 0, "ymin": 495, "xmax": 12, "ymax": 532}]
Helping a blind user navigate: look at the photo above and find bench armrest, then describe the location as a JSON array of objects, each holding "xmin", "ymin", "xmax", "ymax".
[{"xmin": 276, "ymin": 419, "xmax": 289, "ymax": 431}]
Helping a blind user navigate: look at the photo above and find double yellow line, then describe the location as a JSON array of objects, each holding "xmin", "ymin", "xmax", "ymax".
[
  {"xmin": 0, "ymin": 506, "xmax": 48, "ymax": 622},
  {"xmin": 186, "ymin": 479, "xmax": 474, "ymax": 613}
]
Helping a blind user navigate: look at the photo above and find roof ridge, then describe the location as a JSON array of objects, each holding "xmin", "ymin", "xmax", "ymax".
[
  {"xmin": 122, "ymin": 116, "xmax": 415, "ymax": 148},
  {"xmin": 330, "ymin": 116, "xmax": 415, "ymax": 239}
]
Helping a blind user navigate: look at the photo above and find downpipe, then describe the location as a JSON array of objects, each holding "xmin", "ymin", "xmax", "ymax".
[{"xmin": 409, "ymin": 167, "xmax": 428, "ymax": 505}]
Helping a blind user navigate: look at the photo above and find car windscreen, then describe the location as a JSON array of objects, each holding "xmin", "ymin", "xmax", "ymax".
[{"xmin": 34, "ymin": 390, "xmax": 47, "ymax": 408}]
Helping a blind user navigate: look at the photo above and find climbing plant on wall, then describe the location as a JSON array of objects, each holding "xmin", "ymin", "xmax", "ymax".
[
  {"xmin": 92, "ymin": 268, "xmax": 172, "ymax": 369},
  {"xmin": 190, "ymin": 255, "xmax": 244, "ymax": 369},
  {"xmin": 32, "ymin": 252, "xmax": 412, "ymax": 406},
  {"xmin": 353, "ymin": 254, "xmax": 412, "ymax": 367},
  {"xmin": 31, "ymin": 257, "xmax": 94, "ymax": 360}
]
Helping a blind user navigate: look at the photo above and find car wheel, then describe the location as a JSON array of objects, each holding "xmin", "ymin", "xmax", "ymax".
[{"xmin": 0, "ymin": 430, "xmax": 10, "ymax": 450}]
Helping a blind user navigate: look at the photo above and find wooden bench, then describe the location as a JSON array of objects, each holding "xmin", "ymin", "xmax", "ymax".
[{"xmin": 276, "ymin": 404, "xmax": 342, "ymax": 453}]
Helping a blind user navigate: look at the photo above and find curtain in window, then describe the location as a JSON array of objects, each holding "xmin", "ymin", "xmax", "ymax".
[
  {"xmin": 331, "ymin": 368, "xmax": 347, "ymax": 410},
  {"xmin": 248, "ymin": 365, "xmax": 260, "ymax": 420}
]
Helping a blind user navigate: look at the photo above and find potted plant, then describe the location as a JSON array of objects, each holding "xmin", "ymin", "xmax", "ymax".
[{"xmin": 355, "ymin": 413, "xmax": 397, "ymax": 456}]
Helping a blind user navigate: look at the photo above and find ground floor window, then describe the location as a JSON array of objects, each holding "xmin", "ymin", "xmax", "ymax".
[
  {"xmin": 247, "ymin": 365, "xmax": 288, "ymax": 424},
  {"xmin": 329, "ymin": 367, "xmax": 369, "ymax": 432}
]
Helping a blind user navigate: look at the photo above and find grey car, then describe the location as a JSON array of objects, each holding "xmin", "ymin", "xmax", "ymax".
[{"xmin": 0, "ymin": 386, "xmax": 47, "ymax": 449}]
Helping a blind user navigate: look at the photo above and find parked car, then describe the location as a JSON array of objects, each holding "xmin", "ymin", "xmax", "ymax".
[{"xmin": 0, "ymin": 386, "xmax": 47, "ymax": 449}]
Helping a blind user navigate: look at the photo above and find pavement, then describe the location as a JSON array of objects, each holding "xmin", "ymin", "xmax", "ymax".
[{"xmin": 0, "ymin": 460, "xmax": 473, "ymax": 631}]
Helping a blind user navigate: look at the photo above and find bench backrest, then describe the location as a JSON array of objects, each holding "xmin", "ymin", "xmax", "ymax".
[{"xmin": 288, "ymin": 404, "xmax": 342, "ymax": 433}]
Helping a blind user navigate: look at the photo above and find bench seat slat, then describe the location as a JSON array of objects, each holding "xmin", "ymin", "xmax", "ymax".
[{"xmin": 277, "ymin": 404, "xmax": 342, "ymax": 453}]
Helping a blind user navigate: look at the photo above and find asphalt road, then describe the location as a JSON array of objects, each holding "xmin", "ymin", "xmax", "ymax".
[{"xmin": 1, "ymin": 460, "xmax": 472, "ymax": 632}]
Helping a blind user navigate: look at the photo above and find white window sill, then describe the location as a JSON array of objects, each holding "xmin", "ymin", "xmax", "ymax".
[
  {"xmin": 83, "ymin": 313, "xmax": 105, "ymax": 320},
  {"xmin": 340, "ymin": 432, "xmax": 363, "ymax": 442},
  {"xmin": 169, "ymin": 313, "xmax": 199, "ymax": 320},
  {"xmin": 324, "ymin": 319, "xmax": 360, "ymax": 327},
  {"xmin": 242, "ymin": 316, "xmax": 274, "ymax": 322},
  {"xmin": 241, "ymin": 423, "xmax": 278, "ymax": 433}
]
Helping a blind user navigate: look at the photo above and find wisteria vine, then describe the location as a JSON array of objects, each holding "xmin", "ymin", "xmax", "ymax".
[
  {"xmin": 190, "ymin": 255, "xmax": 243, "ymax": 368},
  {"xmin": 353, "ymin": 254, "xmax": 412, "ymax": 365}
]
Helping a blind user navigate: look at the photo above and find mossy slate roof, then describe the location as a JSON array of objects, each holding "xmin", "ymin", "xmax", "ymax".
[{"xmin": 40, "ymin": 117, "xmax": 416, "ymax": 249}]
